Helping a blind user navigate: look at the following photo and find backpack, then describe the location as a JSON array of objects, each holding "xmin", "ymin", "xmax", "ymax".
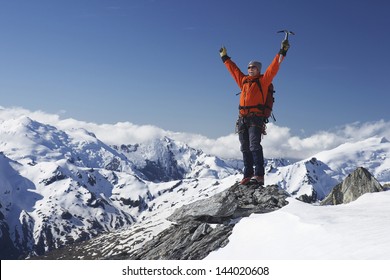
[{"xmin": 239, "ymin": 75, "xmax": 276, "ymax": 122}]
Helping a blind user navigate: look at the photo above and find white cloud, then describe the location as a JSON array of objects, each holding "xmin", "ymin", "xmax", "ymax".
[{"xmin": 1, "ymin": 106, "xmax": 390, "ymax": 161}]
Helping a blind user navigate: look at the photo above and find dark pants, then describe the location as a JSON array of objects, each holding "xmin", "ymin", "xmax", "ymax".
[{"xmin": 236, "ymin": 116, "xmax": 265, "ymax": 178}]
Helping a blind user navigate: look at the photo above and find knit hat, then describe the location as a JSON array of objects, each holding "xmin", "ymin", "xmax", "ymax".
[{"xmin": 248, "ymin": 60, "xmax": 262, "ymax": 72}]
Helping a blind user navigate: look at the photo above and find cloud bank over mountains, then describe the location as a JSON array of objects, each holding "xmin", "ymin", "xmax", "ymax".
[{"xmin": 1, "ymin": 106, "xmax": 389, "ymax": 160}]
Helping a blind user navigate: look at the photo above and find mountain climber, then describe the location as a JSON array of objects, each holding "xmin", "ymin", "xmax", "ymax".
[{"xmin": 219, "ymin": 39, "xmax": 290, "ymax": 186}]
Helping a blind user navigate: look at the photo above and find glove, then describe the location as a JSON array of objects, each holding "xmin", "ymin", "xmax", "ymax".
[
  {"xmin": 219, "ymin": 46, "xmax": 227, "ymax": 57},
  {"xmin": 219, "ymin": 45, "xmax": 230, "ymax": 62},
  {"xmin": 279, "ymin": 40, "xmax": 290, "ymax": 56}
]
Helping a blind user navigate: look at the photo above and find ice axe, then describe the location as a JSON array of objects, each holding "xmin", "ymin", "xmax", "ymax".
[{"xmin": 277, "ymin": 30, "xmax": 295, "ymax": 41}]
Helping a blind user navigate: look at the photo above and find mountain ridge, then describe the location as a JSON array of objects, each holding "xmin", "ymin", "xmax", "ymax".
[
  {"xmin": 0, "ymin": 116, "xmax": 238, "ymax": 259},
  {"xmin": 1, "ymin": 115, "xmax": 389, "ymax": 259}
]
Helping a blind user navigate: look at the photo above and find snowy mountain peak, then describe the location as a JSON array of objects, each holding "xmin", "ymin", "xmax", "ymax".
[
  {"xmin": 264, "ymin": 136, "xmax": 390, "ymax": 202},
  {"xmin": 114, "ymin": 136, "xmax": 237, "ymax": 182},
  {"xmin": 1, "ymin": 115, "xmax": 390, "ymax": 260},
  {"xmin": 313, "ymin": 136, "xmax": 390, "ymax": 182},
  {"xmin": 0, "ymin": 116, "xmax": 239, "ymax": 259}
]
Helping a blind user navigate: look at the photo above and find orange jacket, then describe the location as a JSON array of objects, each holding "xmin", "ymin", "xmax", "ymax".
[{"xmin": 224, "ymin": 54, "xmax": 283, "ymax": 116}]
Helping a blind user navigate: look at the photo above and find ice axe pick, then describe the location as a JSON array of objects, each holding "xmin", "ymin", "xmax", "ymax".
[{"xmin": 277, "ymin": 30, "xmax": 295, "ymax": 41}]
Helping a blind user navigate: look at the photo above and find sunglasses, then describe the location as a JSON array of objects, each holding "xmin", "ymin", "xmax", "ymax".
[{"xmin": 247, "ymin": 65, "xmax": 257, "ymax": 69}]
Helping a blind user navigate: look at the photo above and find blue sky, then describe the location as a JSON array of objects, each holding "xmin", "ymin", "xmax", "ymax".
[{"xmin": 0, "ymin": 0, "xmax": 389, "ymax": 139}]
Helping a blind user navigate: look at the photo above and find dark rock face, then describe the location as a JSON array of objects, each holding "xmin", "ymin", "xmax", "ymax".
[
  {"xmin": 127, "ymin": 183, "xmax": 290, "ymax": 260},
  {"xmin": 141, "ymin": 158, "xmax": 185, "ymax": 182},
  {"xmin": 129, "ymin": 221, "xmax": 234, "ymax": 260},
  {"xmin": 0, "ymin": 222, "xmax": 20, "ymax": 259},
  {"xmin": 321, "ymin": 167, "xmax": 384, "ymax": 205},
  {"xmin": 116, "ymin": 140, "xmax": 188, "ymax": 182},
  {"xmin": 39, "ymin": 167, "xmax": 68, "ymax": 186}
]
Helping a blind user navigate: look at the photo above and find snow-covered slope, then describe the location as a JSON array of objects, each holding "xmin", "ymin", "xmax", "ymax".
[
  {"xmin": 207, "ymin": 190, "xmax": 390, "ymax": 259},
  {"xmin": 314, "ymin": 136, "xmax": 390, "ymax": 182}
]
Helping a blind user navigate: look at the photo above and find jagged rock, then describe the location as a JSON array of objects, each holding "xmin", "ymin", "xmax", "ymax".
[
  {"xmin": 129, "ymin": 221, "xmax": 234, "ymax": 260},
  {"xmin": 141, "ymin": 158, "xmax": 185, "ymax": 182},
  {"xmin": 297, "ymin": 192, "xmax": 317, "ymax": 203},
  {"xmin": 60, "ymin": 211, "xmax": 72, "ymax": 220},
  {"xmin": 320, "ymin": 167, "xmax": 384, "ymax": 205},
  {"xmin": 120, "ymin": 195, "xmax": 149, "ymax": 212},
  {"xmin": 105, "ymin": 157, "xmax": 121, "ymax": 171},
  {"xmin": 40, "ymin": 167, "xmax": 67, "ymax": 186},
  {"xmin": 124, "ymin": 183, "xmax": 290, "ymax": 260},
  {"xmin": 168, "ymin": 183, "xmax": 289, "ymax": 224}
]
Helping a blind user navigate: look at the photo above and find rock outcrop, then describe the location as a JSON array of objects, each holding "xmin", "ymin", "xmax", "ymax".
[
  {"xmin": 125, "ymin": 183, "xmax": 290, "ymax": 260},
  {"xmin": 320, "ymin": 167, "xmax": 384, "ymax": 205}
]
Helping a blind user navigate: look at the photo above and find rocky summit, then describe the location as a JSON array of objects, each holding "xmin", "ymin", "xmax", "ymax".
[{"xmin": 116, "ymin": 183, "xmax": 290, "ymax": 260}]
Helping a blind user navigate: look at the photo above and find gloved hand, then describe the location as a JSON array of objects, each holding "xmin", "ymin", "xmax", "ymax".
[
  {"xmin": 219, "ymin": 46, "xmax": 227, "ymax": 57},
  {"xmin": 279, "ymin": 40, "xmax": 290, "ymax": 56}
]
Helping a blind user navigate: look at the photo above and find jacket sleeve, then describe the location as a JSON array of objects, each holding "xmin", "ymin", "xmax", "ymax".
[
  {"xmin": 223, "ymin": 57, "xmax": 246, "ymax": 90},
  {"xmin": 262, "ymin": 53, "xmax": 283, "ymax": 86}
]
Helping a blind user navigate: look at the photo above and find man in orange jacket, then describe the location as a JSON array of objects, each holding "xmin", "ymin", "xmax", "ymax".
[{"xmin": 220, "ymin": 40, "xmax": 290, "ymax": 186}]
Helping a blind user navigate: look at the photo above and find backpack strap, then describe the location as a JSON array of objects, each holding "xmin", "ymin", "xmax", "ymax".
[
  {"xmin": 238, "ymin": 104, "xmax": 269, "ymax": 111},
  {"xmin": 253, "ymin": 78, "xmax": 264, "ymax": 96}
]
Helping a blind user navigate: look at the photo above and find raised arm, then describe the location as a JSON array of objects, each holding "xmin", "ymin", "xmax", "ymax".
[
  {"xmin": 219, "ymin": 46, "xmax": 246, "ymax": 89},
  {"xmin": 262, "ymin": 39, "xmax": 290, "ymax": 86}
]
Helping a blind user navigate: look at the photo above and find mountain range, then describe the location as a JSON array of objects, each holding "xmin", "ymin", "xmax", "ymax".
[{"xmin": 1, "ymin": 115, "xmax": 389, "ymax": 259}]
